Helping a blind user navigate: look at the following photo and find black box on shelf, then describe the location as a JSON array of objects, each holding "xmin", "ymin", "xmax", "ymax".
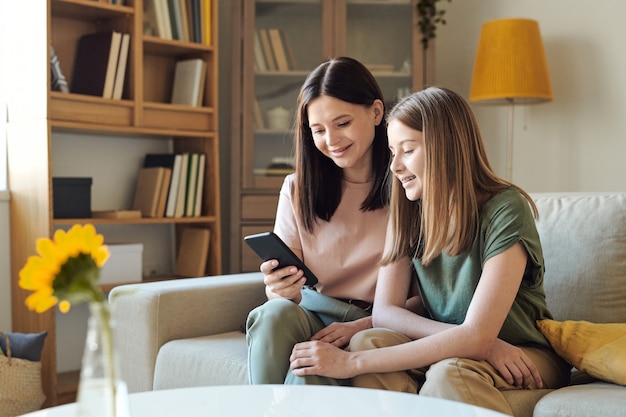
[{"xmin": 52, "ymin": 177, "xmax": 93, "ymax": 219}]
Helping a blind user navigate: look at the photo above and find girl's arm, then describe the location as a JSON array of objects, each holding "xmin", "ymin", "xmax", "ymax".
[{"xmin": 291, "ymin": 243, "xmax": 539, "ymax": 384}]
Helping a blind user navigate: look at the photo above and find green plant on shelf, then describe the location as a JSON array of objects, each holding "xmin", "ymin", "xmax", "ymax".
[{"xmin": 416, "ymin": 0, "xmax": 452, "ymax": 50}]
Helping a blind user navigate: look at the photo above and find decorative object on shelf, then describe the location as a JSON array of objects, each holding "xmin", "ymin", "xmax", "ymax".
[
  {"xmin": 50, "ymin": 44, "xmax": 69, "ymax": 93},
  {"xmin": 266, "ymin": 106, "xmax": 291, "ymax": 130},
  {"xmin": 469, "ymin": 18, "xmax": 552, "ymax": 181},
  {"xmin": 416, "ymin": 0, "xmax": 451, "ymax": 50},
  {"xmin": 415, "ymin": 0, "xmax": 451, "ymax": 86},
  {"xmin": 18, "ymin": 225, "xmax": 130, "ymax": 417}
]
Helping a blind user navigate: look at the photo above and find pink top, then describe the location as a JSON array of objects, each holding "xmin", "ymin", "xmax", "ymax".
[{"xmin": 273, "ymin": 174, "xmax": 388, "ymax": 303}]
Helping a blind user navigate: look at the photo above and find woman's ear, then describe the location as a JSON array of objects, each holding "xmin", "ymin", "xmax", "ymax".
[{"xmin": 373, "ymin": 99, "xmax": 385, "ymax": 125}]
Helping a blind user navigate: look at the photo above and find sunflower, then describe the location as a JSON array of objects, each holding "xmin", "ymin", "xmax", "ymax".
[{"xmin": 19, "ymin": 224, "xmax": 110, "ymax": 313}]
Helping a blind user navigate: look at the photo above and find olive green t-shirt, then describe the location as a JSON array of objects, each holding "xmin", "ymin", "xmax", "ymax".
[{"xmin": 412, "ymin": 188, "xmax": 552, "ymax": 348}]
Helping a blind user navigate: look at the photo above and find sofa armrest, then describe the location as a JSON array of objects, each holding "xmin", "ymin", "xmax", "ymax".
[{"xmin": 108, "ymin": 272, "xmax": 266, "ymax": 393}]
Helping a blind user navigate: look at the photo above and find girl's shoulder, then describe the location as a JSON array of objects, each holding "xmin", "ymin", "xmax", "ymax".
[
  {"xmin": 482, "ymin": 187, "xmax": 532, "ymax": 220},
  {"xmin": 485, "ymin": 187, "xmax": 526, "ymax": 208}
]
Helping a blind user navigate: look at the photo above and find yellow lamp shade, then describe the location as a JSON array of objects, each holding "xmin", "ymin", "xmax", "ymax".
[{"xmin": 470, "ymin": 18, "xmax": 552, "ymax": 104}]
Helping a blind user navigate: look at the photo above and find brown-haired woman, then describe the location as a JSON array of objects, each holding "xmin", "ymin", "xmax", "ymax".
[{"xmin": 246, "ymin": 57, "xmax": 391, "ymax": 386}]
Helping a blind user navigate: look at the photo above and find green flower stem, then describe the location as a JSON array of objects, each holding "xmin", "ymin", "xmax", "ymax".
[{"xmin": 91, "ymin": 301, "xmax": 119, "ymax": 417}]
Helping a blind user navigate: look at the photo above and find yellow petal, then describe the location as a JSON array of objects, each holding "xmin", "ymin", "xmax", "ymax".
[
  {"xmin": 19, "ymin": 256, "xmax": 57, "ymax": 290},
  {"xmin": 59, "ymin": 300, "xmax": 71, "ymax": 313},
  {"xmin": 25, "ymin": 289, "xmax": 57, "ymax": 313},
  {"xmin": 93, "ymin": 245, "xmax": 110, "ymax": 267}
]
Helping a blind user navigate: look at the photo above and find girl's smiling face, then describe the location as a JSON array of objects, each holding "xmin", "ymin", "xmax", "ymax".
[
  {"xmin": 307, "ymin": 95, "xmax": 383, "ymax": 183},
  {"xmin": 388, "ymin": 119, "xmax": 426, "ymax": 201}
]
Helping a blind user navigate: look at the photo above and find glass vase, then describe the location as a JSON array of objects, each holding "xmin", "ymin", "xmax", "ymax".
[{"xmin": 76, "ymin": 301, "xmax": 130, "ymax": 417}]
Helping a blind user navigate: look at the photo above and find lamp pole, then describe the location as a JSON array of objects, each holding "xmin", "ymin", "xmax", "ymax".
[{"xmin": 506, "ymin": 98, "xmax": 514, "ymax": 182}]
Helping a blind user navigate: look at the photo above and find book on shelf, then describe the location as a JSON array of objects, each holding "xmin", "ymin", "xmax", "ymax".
[
  {"xmin": 196, "ymin": 63, "xmax": 207, "ymax": 107},
  {"xmin": 280, "ymin": 29, "xmax": 296, "ymax": 70},
  {"xmin": 50, "ymin": 44, "xmax": 69, "ymax": 93},
  {"xmin": 258, "ymin": 29, "xmax": 277, "ymax": 71},
  {"xmin": 144, "ymin": 153, "xmax": 178, "ymax": 169},
  {"xmin": 165, "ymin": 154, "xmax": 183, "ymax": 217},
  {"xmin": 143, "ymin": 153, "xmax": 181, "ymax": 218},
  {"xmin": 253, "ymin": 99, "xmax": 265, "ymax": 129},
  {"xmin": 184, "ymin": 152, "xmax": 199, "ymax": 217},
  {"xmin": 193, "ymin": 153, "xmax": 205, "ymax": 217},
  {"xmin": 112, "ymin": 33, "xmax": 130, "ymax": 100},
  {"xmin": 171, "ymin": 58, "xmax": 206, "ymax": 107},
  {"xmin": 190, "ymin": 0, "xmax": 202, "ymax": 43},
  {"xmin": 156, "ymin": 167, "xmax": 172, "ymax": 217},
  {"xmin": 201, "ymin": 0, "xmax": 212, "ymax": 45},
  {"xmin": 166, "ymin": 0, "xmax": 181, "ymax": 40},
  {"xmin": 175, "ymin": 227, "xmax": 211, "ymax": 277},
  {"xmin": 253, "ymin": 30, "xmax": 267, "ymax": 72},
  {"xmin": 132, "ymin": 166, "xmax": 170, "ymax": 218},
  {"xmin": 71, "ymin": 31, "xmax": 123, "ymax": 99},
  {"xmin": 143, "ymin": 0, "xmax": 159, "ymax": 36},
  {"xmin": 173, "ymin": 153, "xmax": 190, "ymax": 217},
  {"xmin": 179, "ymin": 0, "xmax": 192, "ymax": 42},
  {"xmin": 149, "ymin": 0, "xmax": 172, "ymax": 39},
  {"xmin": 268, "ymin": 28, "xmax": 289, "ymax": 72}
]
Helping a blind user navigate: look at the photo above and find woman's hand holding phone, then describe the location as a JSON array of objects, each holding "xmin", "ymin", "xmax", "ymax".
[{"xmin": 260, "ymin": 259, "xmax": 306, "ymax": 301}]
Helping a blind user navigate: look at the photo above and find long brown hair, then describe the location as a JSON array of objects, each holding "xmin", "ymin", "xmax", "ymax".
[
  {"xmin": 294, "ymin": 57, "xmax": 389, "ymax": 233},
  {"xmin": 382, "ymin": 87, "xmax": 537, "ymax": 266}
]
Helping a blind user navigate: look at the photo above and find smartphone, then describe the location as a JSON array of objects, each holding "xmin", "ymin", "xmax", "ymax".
[{"xmin": 243, "ymin": 232, "xmax": 319, "ymax": 287}]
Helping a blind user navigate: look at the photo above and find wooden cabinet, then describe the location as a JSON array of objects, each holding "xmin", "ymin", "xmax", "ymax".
[
  {"xmin": 229, "ymin": 0, "xmax": 430, "ymax": 272},
  {"xmin": 6, "ymin": 0, "xmax": 221, "ymax": 406}
]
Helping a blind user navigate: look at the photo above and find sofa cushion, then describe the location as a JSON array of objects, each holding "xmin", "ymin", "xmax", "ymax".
[
  {"xmin": 532, "ymin": 193, "xmax": 626, "ymax": 323},
  {"xmin": 534, "ymin": 382, "xmax": 625, "ymax": 417},
  {"xmin": 0, "ymin": 331, "xmax": 47, "ymax": 362},
  {"xmin": 537, "ymin": 319, "xmax": 626, "ymax": 386},
  {"xmin": 153, "ymin": 331, "xmax": 248, "ymax": 390}
]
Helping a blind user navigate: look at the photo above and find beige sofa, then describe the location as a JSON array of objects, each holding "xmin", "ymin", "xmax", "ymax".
[{"xmin": 110, "ymin": 192, "xmax": 626, "ymax": 417}]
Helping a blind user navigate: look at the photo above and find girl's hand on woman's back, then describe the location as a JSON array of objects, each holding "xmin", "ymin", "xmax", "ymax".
[{"xmin": 260, "ymin": 259, "xmax": 306, "ymax": 302}]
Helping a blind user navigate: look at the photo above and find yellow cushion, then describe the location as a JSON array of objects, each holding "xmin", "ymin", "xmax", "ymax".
[{"xmin": 536, "ymin": 319, "xmax": 626, "ymax": 386}]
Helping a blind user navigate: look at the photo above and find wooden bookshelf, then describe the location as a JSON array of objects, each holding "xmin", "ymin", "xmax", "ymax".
[{"xmin": 6, "ymin": 0, "xmax": 221, "ymax": 406}]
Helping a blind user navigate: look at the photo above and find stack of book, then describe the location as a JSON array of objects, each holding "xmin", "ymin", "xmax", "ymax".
[
  {"xmin": 255, "ymin": 28, "xmax": 296, "ymax": 72},
  {"xmin": 70, "ymin": 31, "xmax": 131, "ymax": 100},
  {"xmin": 132, "ymin": 152, "xmax": 206, "ymax": 218},
  {"xmin": 144, "ymin": 0, "xmax": 212, "ymax": 45}
]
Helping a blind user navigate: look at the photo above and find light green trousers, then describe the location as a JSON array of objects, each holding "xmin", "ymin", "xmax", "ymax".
[
  {"xmin": 246, "ymin": 288, "xmax": 370, "ymax": 385},
  {"xmin": 348, "ymin": 328, "xmax": 571, "ymax": 416}
]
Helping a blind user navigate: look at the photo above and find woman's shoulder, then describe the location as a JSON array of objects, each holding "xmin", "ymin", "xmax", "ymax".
[{"xmin": 279, "ymin": 173, "xmax": 297, "ymax": 191}]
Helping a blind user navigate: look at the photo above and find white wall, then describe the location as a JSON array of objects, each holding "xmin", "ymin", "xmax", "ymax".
[{"xmin": 434, "ymin": 0, "xmax": 626, "ymax": 192}]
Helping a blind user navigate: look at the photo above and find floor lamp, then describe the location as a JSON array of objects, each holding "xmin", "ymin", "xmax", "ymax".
[{"xmin": 469, "ymin": 18, "xmax": 552, "ymax": 181}]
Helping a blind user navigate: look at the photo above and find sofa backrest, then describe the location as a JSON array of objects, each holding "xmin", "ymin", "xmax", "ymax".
[{"xmin": 531, "ymin": 193, "xmax": 626, "ymax": 324}]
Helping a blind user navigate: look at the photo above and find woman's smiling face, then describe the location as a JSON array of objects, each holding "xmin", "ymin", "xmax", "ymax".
[
  {"xmin": 307, "ymin": 95, "xmax": 383, "ymax": 183},
  {"xmin": 387, "ymin": 119, "xmax": 426, "ymax": 201}
]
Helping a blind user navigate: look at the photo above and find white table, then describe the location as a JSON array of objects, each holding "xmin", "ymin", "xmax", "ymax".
[{"xmin": 22, "ymin": 385, "xmax": 508, "ymax": 416}]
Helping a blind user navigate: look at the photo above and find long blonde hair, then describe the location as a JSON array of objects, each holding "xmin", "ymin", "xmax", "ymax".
[{"xmin": 382, "ymin": 87, "xmax": 537, "ymax": 266}]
